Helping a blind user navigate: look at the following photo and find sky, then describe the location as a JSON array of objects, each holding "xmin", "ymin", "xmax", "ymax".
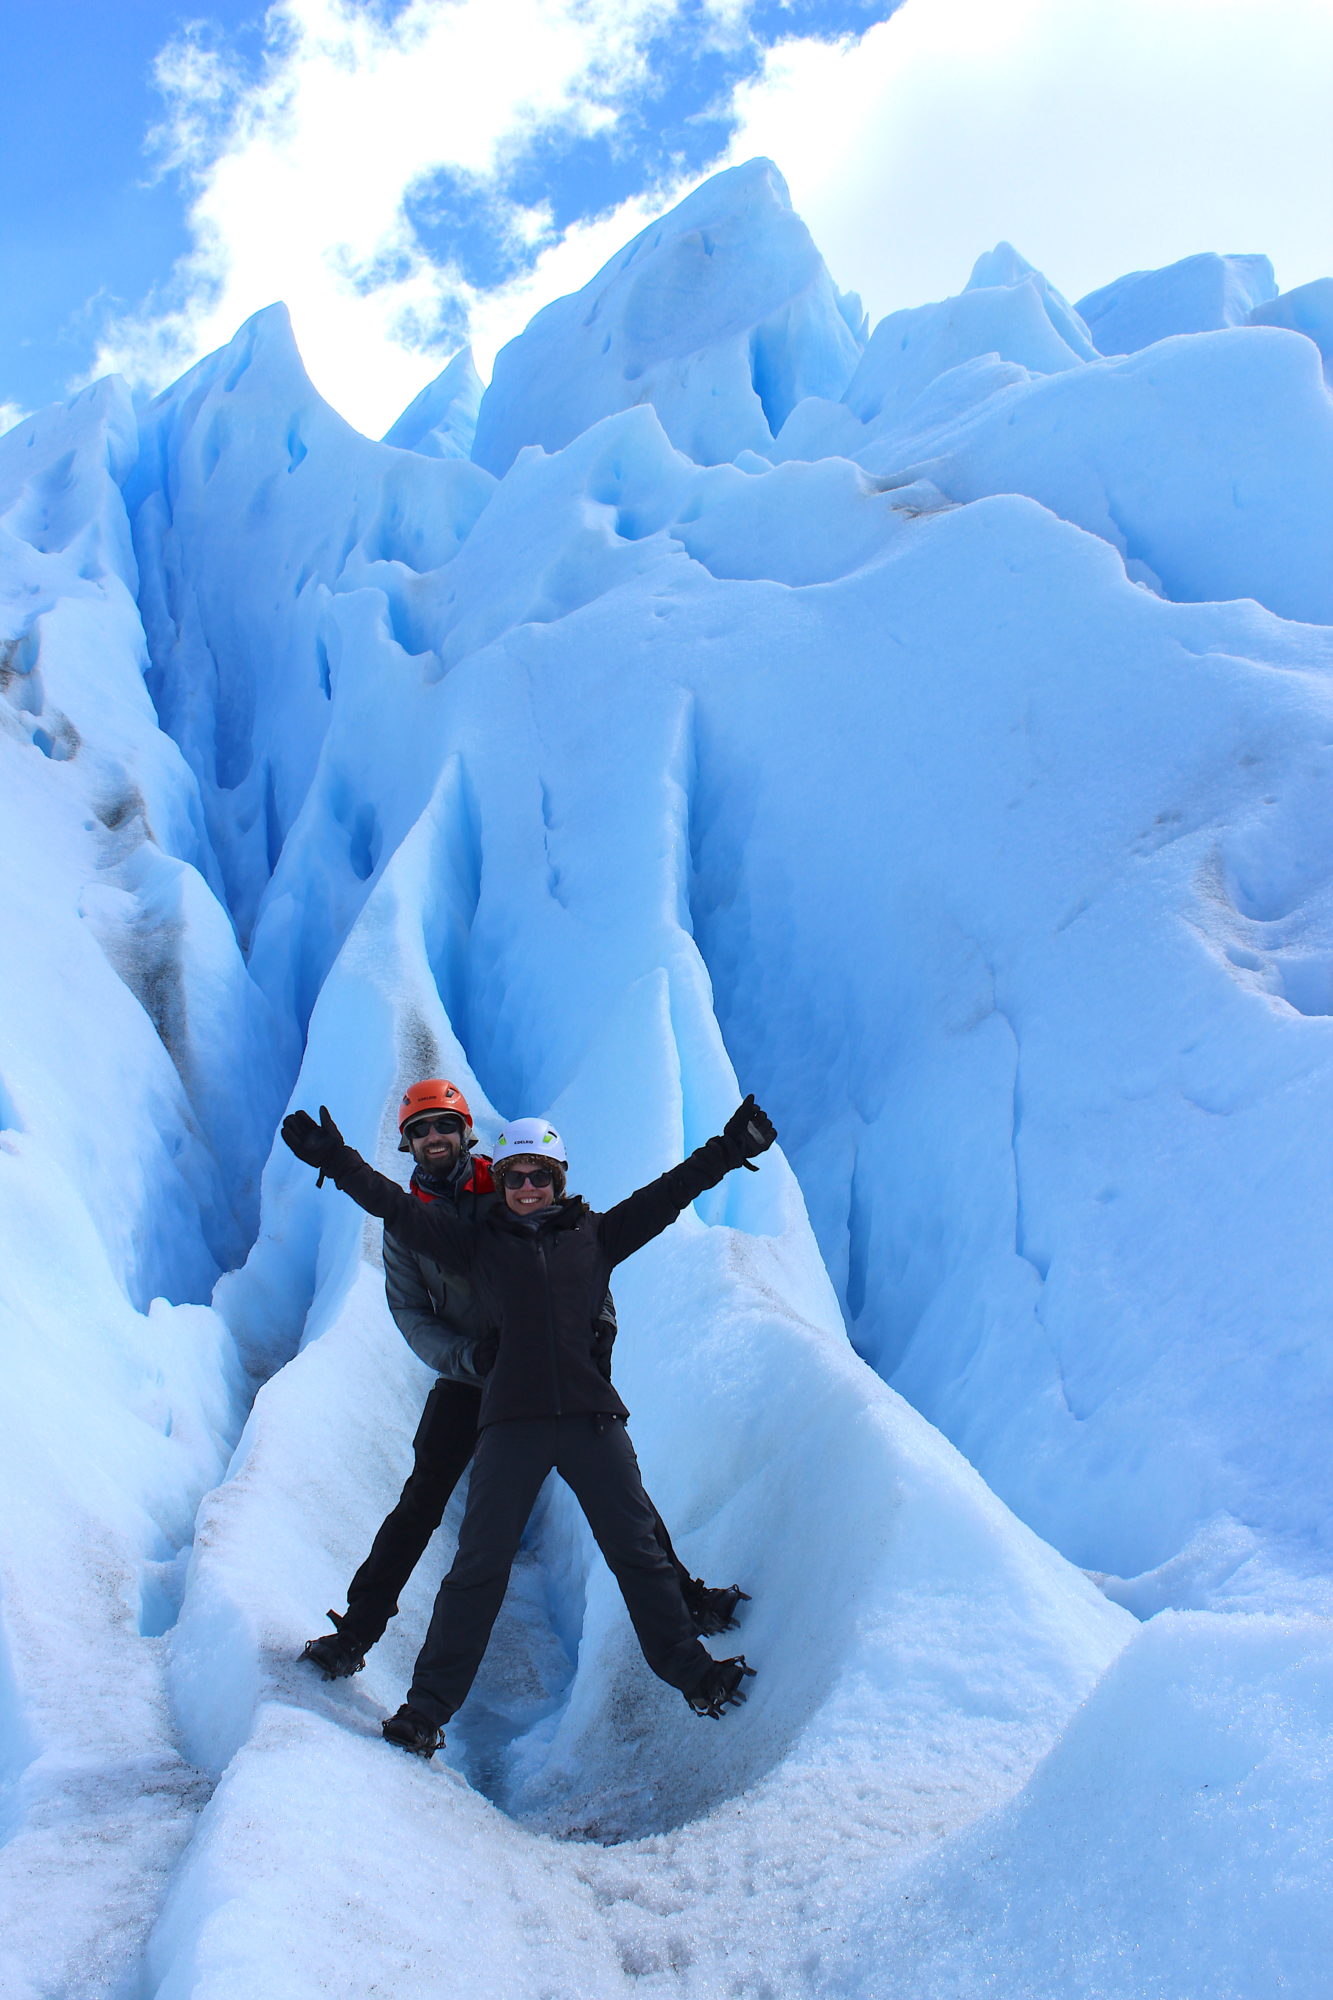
[{"xmin": 3, "ymin": 0, "xmax": 1332, "ymax": 440}]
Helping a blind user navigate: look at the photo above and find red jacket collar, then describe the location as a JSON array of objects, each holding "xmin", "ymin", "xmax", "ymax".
[{"xmin": 411, "ymin": 1153, "xmax": 495, "ymax": 1203}]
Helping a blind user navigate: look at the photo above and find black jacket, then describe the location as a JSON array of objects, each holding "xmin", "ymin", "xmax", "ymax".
[
  {"xmin": 327, "ymin": 1134, "xmax": 746, "ymax": 1427},
  {"xmin": 382, "ymin": 1162, "xmax": 497, "ymax": 1384}
]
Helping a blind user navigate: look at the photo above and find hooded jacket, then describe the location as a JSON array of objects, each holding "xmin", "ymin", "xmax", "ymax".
[{"xmin": 326, "ymin": 1133, "xmax": 746, "ymax": 1427}]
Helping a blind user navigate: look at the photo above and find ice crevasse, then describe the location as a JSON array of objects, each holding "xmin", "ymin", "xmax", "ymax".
[{"xmin": 2, "ymin": 156, "xmax": 1332, "ymax": 1998}]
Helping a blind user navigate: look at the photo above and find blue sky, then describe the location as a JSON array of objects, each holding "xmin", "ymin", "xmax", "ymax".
[
  {"xmin": 4, "ymin": 0, "xmax": 1331, "ymax": 437},
  {"xmin": 1, "ymin": 0, "xmax": 903, "ymax": 428},
  {"xmin": 1, "ymin": 2, "xmax": 259, "ymax": 418}
]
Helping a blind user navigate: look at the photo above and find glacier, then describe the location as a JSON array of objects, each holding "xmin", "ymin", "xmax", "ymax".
[{"xmin": 2, "ymin": 155, "xmax": 1332, "ymax": 1997}]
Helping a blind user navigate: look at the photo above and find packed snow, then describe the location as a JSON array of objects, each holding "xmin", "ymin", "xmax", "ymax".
[{"xmin": 2, "ymin": 157, "xmax": 1331, "ymax": 1997}]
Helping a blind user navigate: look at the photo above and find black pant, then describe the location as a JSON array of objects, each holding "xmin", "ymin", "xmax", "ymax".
[
  {"xmin": 343, "ymin": 1381, "xmax": 695, "ymax": 1649},
  {"xmin": 344, "ymin": 1379, "xmax": 482, "ymax": 1644},
  {"xmin": 406, "ymin": 1415, "xmax": 710, "ymax": 1726}
]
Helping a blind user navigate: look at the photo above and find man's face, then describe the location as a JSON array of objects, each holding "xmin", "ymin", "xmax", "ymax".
[
  {"xmin": 407, "ymin": 1116, "xmax": 465, "ymax": 1175},
  {"xmin": 501, "ymin": 1157, "xmax": 557, "ymax": 1215}
]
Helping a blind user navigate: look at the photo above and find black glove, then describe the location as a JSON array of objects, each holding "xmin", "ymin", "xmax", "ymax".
[
  {"xmin": 281, "ymin": 1105, "xmax": 345, "ymax": 1187},
  {"xmin": 723, "ymin": 1094, "xmax": 777, "ymax": 1171},
  {"xmin": 471, "ymin": 1333, "xmax": 499, "ymax": 1378}
]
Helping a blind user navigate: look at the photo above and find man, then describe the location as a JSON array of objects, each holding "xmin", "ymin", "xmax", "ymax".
[
  {"xmin": 284, "ymin": 1096, "xmax": 777, "ymax": 1759},
  {"xmin": 300, "ymin": 1079, "xmax": 748, "ymax": 1680}
]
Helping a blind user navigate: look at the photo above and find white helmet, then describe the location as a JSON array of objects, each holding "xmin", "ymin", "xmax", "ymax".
[{"xmin": 494, "ymin": 1118, "xmax": 568, "ymax": 1166}]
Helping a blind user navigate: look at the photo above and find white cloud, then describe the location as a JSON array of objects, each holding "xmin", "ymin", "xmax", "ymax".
[
  {"xmin": 0, "ymin": 400, "xmax": 30, "ymax": 439},
  {"xmin": 92, "ymin": 0, "xmax": 1333, "ymax": 440},
  {"xmin": 724, "ymin": 0, "xmax": 1333, "ymax": 319},
  {"xmin": 92, "ymin": 0, "xmax": 687, "ymax": 435}
]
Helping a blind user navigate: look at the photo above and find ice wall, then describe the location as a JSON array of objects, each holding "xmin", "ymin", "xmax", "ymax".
[
  {"xmin": 126, "ymin": 303, "xmax": 495, "ymax": 1057},
  {"xmin": 175, "ymin": 197, "xmax": 1332, "ymax": 1615},
  {"xmin": 4, "ymin": 160, "xmax": 1333, "ymax": 1998},
  {"xmin": 0, "ymin": 377, "xmax": 272, "ymax": 1996}
]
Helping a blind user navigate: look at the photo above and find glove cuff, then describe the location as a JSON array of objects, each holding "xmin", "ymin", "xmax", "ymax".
[{"xmin": 326, "ymin": 1144, "xmax": 369, "ymax": 1190}]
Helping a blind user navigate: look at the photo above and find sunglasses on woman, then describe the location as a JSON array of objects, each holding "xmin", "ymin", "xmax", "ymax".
[{"xmin": 502, "ymin": 1166, "xmax": 555, "ymax": 1188}]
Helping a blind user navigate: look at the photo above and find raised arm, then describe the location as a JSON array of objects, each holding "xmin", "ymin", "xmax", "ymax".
[
  {"xmin": 281, "ymin": 1106, "xmax": 474, "ymax": 1268},
  {"xmin": 597, "ymin": 1096, "xmax": 777, "ymax": 1267}
]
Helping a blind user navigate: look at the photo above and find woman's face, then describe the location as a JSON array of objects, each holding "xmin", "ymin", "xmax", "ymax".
[{"xmin": 501, "ymin": 1156, "xmax": 558, "ymax": 1214}]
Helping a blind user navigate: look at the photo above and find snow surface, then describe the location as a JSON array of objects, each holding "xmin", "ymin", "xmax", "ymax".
[{"xmin": 3, "ymin": 160, "xmax": 1333, "ymax": 1997}]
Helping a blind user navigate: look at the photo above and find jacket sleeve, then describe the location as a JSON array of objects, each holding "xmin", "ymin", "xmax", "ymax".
[
  {"xmin": 596, "ymin": 1134, "xmax": 745, "ymax": 1268},
  {"xmin": 382, "ymin": 1230, "xmax": 486, "ymax": 1384},
  {"xmin": 325, "ymin": 1147, "xmax": 475, "ymax": 1271}
]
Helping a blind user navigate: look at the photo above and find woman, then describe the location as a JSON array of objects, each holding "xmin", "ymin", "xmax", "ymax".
[{"xmin": 282, "ymin": 1093, "xmax": 777, "ymax": 1758}]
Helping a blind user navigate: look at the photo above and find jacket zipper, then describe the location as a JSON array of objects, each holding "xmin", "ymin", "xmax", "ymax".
[{"xmin": 537, "ymin": 1236, "xmax": 563, "ymax": 1415}]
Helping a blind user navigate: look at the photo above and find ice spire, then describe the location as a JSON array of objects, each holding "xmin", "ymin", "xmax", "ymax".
[{"xmin": 471, "ymin": 159, "xmax": 866, "ymax": 475}]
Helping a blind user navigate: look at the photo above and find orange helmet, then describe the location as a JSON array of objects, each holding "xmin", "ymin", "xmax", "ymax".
[{"xmin": 397, "ymin": 1078, "xmax": 474, "ymax": 1151}]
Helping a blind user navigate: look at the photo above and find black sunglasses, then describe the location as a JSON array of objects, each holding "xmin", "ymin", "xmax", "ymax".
[
  {"xmin": 407, "ymin": 1117, "xmax": 463, "ymax": 1139},
  {"xmin": 503, "ymin": 1166, "xmax": 555, "ymax": 1188}
]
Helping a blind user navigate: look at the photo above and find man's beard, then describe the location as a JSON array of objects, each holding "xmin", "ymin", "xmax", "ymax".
[{"xmin": 415, "ymin": 1148, "xmax": 469, "ymax": 1195}]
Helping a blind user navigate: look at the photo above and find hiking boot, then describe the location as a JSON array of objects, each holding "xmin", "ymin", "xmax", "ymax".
[
  {"xmin": 300, "ymin": 1610, "xmax": 368, "ymax": 1681},
  {"xmin": 682, "ymin": 1579, "xmax": 751, "ymax": 1636},
  {"xmin": 382, "ymin": 1704, "xmax": 444, "ymax": 1759},
  {"xmin": 684, "ymin": 1656, "xmax": 755, "ymax": 1719}
]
